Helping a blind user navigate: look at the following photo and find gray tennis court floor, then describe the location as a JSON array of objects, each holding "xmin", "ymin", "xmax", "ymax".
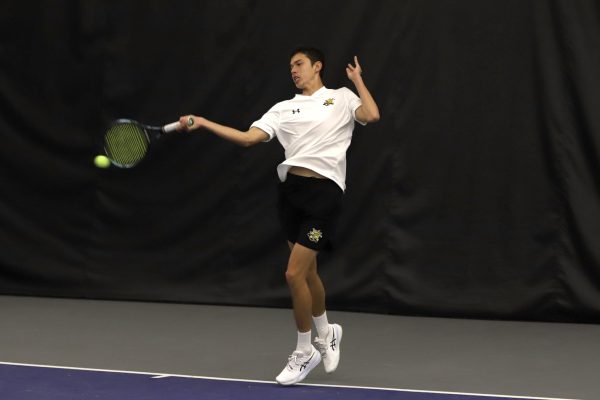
[{"xmin": 0, "ymin": 295, "xmax": 597, "ymax": 399}]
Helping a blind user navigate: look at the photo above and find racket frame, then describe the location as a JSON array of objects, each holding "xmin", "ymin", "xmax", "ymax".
[
  {"xmin": 103, "ymin": 117, "xmax": 193, "ymax": 168},
  {"xmin": 104, "ymin": 119, "xmax": 164, "ymax": 168}
]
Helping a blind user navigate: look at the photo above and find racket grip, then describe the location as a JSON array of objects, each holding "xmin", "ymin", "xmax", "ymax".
[
  {"xmin": 163, "ymin": 117, "xmax": 194, "ymax": 133},
  {"xmin": 163, "ymin": 121, "xmax": 181, "ymax": 133}
]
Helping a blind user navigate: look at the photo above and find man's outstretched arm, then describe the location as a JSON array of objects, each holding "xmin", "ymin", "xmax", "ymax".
[{"xmin": 179, "ymin": 115, "xmax": 269, "ymax": 147}]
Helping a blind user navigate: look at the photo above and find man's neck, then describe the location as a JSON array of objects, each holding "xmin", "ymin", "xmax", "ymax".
[{"xmin": 302, "ymin": 81, "xmax": 324, "ymax": 96}]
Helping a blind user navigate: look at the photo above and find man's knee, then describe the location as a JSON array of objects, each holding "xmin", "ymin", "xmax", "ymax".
[
  {"xmin": 285, "ymin": 244, "xmax": 317, "ymax": 286},
  {"xmin": 285, "ymin": 268, "xmax": 303, "ymax": 287}
]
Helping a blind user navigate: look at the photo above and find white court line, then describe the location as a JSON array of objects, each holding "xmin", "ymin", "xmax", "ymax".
[{"xmin": 0, "ymin": 361, "xmax": 580, "ymax": 400}]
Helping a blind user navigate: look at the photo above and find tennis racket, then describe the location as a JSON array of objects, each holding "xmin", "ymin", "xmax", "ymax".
[{"xmin": 103, "ymin": 117, "xmax": 194, "ymax": 168}]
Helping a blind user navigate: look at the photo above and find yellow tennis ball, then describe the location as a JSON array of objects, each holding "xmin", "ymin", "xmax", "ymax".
[{"xmin": 94, "ymin": 155, "xmax": 111, "ymax": 168}]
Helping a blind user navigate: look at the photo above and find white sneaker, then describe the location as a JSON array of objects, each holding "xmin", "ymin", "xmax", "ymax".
[
  {"xmin": 314, "ymin": 323, "xmax": 343, "ymax": 373},
  {"xmin": 275, "ymin": 345, "xmax": 321, "ymax": 386}
]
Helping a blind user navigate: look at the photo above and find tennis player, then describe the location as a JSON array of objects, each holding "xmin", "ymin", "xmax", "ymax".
[{"xmin": 179, "ymin": 47, "xmax": 380, "ymax": 385}]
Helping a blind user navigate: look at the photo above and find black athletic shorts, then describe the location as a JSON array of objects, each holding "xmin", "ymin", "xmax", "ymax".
[{"xmin": 277, "ymin": 173, "xmax": 343, "ymax": 251}]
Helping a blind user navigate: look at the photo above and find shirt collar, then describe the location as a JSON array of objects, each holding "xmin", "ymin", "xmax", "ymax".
[{"xmin": 295, "ymin": 86, "xmax": 328, "ymax": 98}]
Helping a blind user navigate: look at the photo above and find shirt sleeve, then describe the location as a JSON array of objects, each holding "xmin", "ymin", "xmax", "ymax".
[
  {"xmin": 343, "ymin": 87, "xmax": 366, "ymax": 126},
  {"xmin": 250, "ymin": 104, "xmax": 280, "ymax": 142}
]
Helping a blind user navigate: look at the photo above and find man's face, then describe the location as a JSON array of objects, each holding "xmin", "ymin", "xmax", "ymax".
[{"xmin": 290, "ymin": 53, "xmax": 321, "ymax": 89}]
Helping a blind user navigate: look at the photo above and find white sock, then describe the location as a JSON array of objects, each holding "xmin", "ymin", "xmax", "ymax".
[
  {"xmin": 313, "ymin": 311, "xmax": 330, "ymax": 339},
  {"xmin": 296, "ymin": 330, "xmax": 312, "ymax": 355}
]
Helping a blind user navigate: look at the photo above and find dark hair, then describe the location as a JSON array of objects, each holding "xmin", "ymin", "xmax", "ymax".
[{"xmin": 290, "ymin": 46, "xmax": 325, "ymax": 78}]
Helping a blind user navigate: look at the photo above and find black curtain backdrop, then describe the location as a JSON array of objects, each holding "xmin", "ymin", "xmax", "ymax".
[{"xmin": 1, "ymin": 0, "xmax": 599, "ymax": 322}]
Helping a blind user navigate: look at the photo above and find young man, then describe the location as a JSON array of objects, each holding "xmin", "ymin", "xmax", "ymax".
[{"xmin": 179, "ymin": 47, "xmax": 379, "ymax": 385}]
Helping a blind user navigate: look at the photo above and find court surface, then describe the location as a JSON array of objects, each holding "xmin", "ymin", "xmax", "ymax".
[{"xmin": 1, "ymin": 295, "xmax": 598, "ymax": 399}]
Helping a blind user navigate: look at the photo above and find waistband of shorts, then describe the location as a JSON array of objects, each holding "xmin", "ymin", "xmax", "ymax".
[
  {"xmin": 283, "ymin": 173, "xmax": 343, "ymax": 194},
  {"xmin": 285, "ymin": 172, "xmax": 330, "ymax": 183}
]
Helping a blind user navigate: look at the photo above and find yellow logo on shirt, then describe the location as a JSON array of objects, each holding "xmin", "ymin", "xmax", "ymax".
[
  {"xmin": 307, "ymin": 228, "xmax": 323, "ymax": 243},
  {"xmin": 323, "ymin": 98, "xmax": 335, "ymax": 106}
]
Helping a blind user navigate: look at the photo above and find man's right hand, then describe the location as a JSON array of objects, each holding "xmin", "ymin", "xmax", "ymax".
[{"xmin": 178, "ymin": 115, "xmax": 202, "ymax": 131}]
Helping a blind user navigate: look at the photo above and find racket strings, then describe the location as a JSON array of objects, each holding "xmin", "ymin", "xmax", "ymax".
[{"xmin": 104, "ymin": 124, "xmax": 149, "ymax": 167}]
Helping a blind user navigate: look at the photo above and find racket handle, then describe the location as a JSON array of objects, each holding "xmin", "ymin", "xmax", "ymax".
[
  {"xmin": 163, "ymin": 117, "xmax": 195, "ymax": 133},
  {"xmin": 163, "ymin": 121, "xmax": 181, "ymax": 133}
]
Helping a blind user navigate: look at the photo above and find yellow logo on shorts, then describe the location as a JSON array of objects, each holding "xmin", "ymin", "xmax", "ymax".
[{"xmin": 307, "ymin": 228, "xmax": 323, "ymax": 243}]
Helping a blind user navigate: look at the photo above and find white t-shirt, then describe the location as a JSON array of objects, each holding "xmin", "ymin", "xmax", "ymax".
[{"xmin": 251, "ymin": 86, "xmax": 365, "ymax": 191}]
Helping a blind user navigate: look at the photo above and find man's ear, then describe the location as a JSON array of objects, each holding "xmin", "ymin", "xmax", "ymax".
[{"xmin": 314, "ymin": 61, "xmax": 323, "ymax": 73}]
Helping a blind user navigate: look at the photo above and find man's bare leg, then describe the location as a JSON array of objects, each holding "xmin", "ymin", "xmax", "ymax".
[
  {"xmin": 285, "ymin": 242, "xmax": 319, "ymax": 332},
  {"xmin": 275, "ymin": 242, "xmax": 323, "ymax": 385},
  {"xmin": 288, "ymin": 241, "xmax": 325, "ymax": 319}
]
